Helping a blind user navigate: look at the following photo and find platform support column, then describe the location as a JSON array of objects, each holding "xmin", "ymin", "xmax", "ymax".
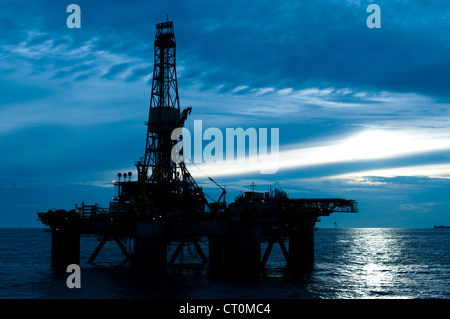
[
  {"xmin": 226, "ymin": 235, "xmax": 261, "ymax": 271},
  {"xmin": 51, "ymin": 228, "xmax": 80, "ymax": 273},
  {"xmin": 223, "ymin": 222, "xmax": 262, "ymax": 273},
  {"xmin": 288, "ymin": 221, "xmax": 315, "ymax": 267},
  {"xmin": 132, "ymin": 221, "xmax": 167, "ymax": 271},
  {"xmin": 209, "ymin": 235, "xmax": 225, "ymax": 269}
]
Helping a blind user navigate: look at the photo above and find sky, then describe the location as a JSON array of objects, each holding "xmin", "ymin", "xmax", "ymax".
[{"xmin": 1, "ymin": 0, "xmax": 450, "ymax": 227}]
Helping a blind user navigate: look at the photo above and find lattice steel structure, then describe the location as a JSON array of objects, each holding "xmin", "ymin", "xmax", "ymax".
[
  {"xmin": 140, "ymin": 21, "xmax": 181, "ymax": 183},
  {"xmin": 134, "ymin": 20, "xmax": 204, "ymax": 217}
]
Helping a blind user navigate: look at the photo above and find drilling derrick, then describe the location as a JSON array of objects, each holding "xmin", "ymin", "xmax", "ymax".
[
  {"xmin": 142, "ymin": 21, "xmax": 179, "ymax": 183},
  {"xmin": 135, "ymin": 20, "xmax": 205, "ymax": 218}
]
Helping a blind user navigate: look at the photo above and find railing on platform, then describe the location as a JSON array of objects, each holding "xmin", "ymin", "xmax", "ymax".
[{"xmin": 75, "ymin": 202, "xmax": 109, "ymax": 218}]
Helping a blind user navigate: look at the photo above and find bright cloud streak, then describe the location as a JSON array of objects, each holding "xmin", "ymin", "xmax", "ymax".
[
  {"xmin": 190, "ymin": 128, "xmax": 450, "ymax": 178},
  {"xmin": 330, "ymin": 163, "xmax": 450, "ymax": 180}
]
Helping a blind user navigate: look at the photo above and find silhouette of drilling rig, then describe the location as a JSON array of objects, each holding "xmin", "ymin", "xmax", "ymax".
[{"xmin": 38, "ymin": 20, "xmax": 357, "ymax": 273}]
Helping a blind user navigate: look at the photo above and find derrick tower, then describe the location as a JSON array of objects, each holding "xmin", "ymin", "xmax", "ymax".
[
  {"xmin": 135, "ymin": 20, "xmax": 203, "ymax": 215},
  {"xmin": 142, "ymin": 20, "xmax": 179, "ymax": 182}
]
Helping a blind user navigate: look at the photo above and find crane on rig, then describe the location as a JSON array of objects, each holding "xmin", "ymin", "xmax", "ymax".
[{"xmin": 188, "ymin": 159, "xmax": 227, "ymax": 213}]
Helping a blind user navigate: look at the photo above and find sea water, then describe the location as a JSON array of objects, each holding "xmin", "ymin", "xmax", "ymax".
[{"xmin": 0, "ymin": 228, "xmax": 449, "ymax": 299}]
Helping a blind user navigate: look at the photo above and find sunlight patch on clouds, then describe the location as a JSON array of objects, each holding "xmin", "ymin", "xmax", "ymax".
[
  {"xmin": 339, "ymin": 176, "xmax": 388, "ymax": 186},
  {"xmin": 231, "ymin": 85, "xmax": 249, "ymax": 93},
  {"xmin": 189, "ymin": 128, "xmax": 450, "ymax": 178},
  {"xmin": 330, "ymin": 163, "xmax": 450, "ymax": 180}
]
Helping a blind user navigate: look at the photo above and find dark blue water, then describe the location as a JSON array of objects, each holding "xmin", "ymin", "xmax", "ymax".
[{"xmin": 1, "ymin": 228, "xmax": 449, "ymax": 299}]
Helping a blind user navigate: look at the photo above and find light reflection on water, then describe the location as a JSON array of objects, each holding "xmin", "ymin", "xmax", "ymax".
[
  {"xmin": 310, "ymin": 228, "xmax": 450, "ymax": 298},
  {"xmin": 334, "ymin": 229, "xmax": 405, "ymax": 298}
]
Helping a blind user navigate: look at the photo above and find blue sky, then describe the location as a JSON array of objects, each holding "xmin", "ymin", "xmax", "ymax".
[{"xmin": 1, "ymin": 0, "xmax": 450, "ymax": 227}]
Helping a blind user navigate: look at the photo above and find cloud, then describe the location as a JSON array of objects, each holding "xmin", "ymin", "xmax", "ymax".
[
  {"xmin": 2, "ymin": 0, "xmax": 450, "ymax": 100},
  {"xmin": 126, "ymin": 65, "xmax": 152, "ymax": 82},
  {"xmin": 52, "ymin": 63, "xmax": 93, "ymax": 79},
  {"xmin": 172, "ymin": 0, "xmax": 450, "ymax": 98},
  {"xmin": 330, "ymin": 163, "xmax": 450, "ymax": 180},
  {"xmin": 398, "ymin": 203, "xmax": 436, "ymax": 214},
  {"xmin": 102, "ymin": 62, "xmax": 132, "ymax": 80},
  {"xmin": 188, "ymin": 127, "xmax": 450, "ymax": 178}
]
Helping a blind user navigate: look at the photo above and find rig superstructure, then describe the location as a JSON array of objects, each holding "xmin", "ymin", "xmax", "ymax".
[{"xmin": 38, "ymin": 20, "xmax": 357, "ymax": 273}]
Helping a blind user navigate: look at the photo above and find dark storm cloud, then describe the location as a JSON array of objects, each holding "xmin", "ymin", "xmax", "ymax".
[
  {"xmin": 175, "ymin": 0, "xmax": 450, "ymax": 97},
  {"xmin": 2, "ymin": 0, "xmax": 449, "ymax": 97}
]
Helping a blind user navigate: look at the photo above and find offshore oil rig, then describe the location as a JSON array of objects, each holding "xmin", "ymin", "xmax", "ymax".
[{"xmin": 38, "ymin": 20, "xmax": 357, "ymax": 273}]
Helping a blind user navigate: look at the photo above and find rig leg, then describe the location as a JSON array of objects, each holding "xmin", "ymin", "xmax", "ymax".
[
  {"xmin": 114, "ymin": 237, "xmax": 132, "ymax": 260},
  {"xmin": 288, "ymin": 221, "xmax": 315, "ymax": 267},
  {"xmin": 132, "ymin": 221, "xmax": 167, "ymax": 271},
  {"xmin": 192, "ymin": 241, "xmax": 208, "ymax": 264},
  {"xmin": 261, "ymin": 239, "xmax": 289, "ymax": 267},
  {"xmin": 278, "ymin": 240, "xmax": 289, "ymax": 263},
  {"xmin": 168, "ymin": 241, "xmax": 185, "ymax": 265},
  {"xmin": 88, "ymin": 236, "xmax": 108, "ymax": 264},
  {"xmin": 51, "ymin": 229, "xmax": 80, "ymax": 273},
  {"xmin": 211, "ymin": 222, "xmax": 262, "ymax": 273},
  {"xmin": 208, "ymin": 235, "xmax": 225, "ymax": 269},
  {"xmin": 261, "ymin": 241, "xmax": 274, "ymax": 267},
  {"xmin": 227, "ymin": 235, "xmax": 261, "ymax": 272}
]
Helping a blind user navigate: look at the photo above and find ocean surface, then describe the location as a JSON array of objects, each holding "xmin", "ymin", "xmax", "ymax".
[{"xmin": 1, "ymin": 228, "xmax": 449, "ymax": 299}]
